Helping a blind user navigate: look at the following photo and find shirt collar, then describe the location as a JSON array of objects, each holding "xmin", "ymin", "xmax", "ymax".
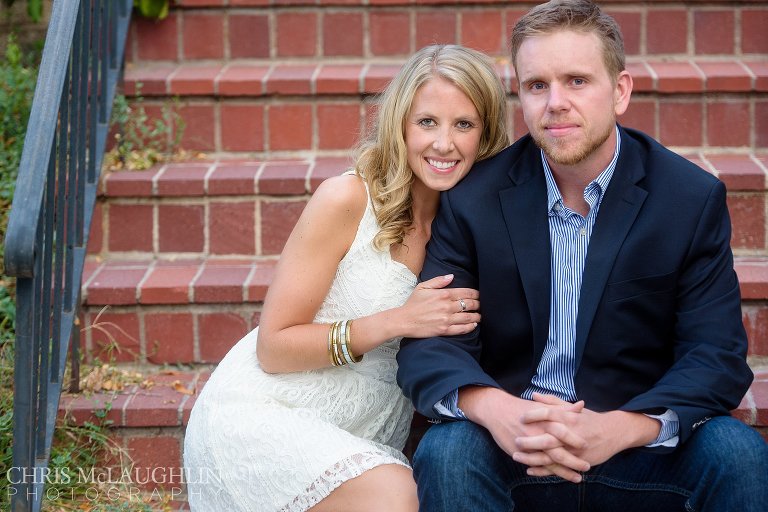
[{"xmin": 543, "ymin": 126, "xmax": 622, "ymax": 213}]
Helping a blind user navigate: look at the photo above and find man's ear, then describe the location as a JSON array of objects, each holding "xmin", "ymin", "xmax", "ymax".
[{"xmin": 614, "ymin": 70, "xmax": 633, "ymax": 117}]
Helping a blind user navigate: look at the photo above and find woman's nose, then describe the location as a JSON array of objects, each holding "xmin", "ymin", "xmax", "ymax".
[{"xmin": 432, "ymin": 129, "xmax": 454, "ymax": 153}]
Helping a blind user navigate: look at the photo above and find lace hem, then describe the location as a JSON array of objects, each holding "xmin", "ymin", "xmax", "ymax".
[{"xmin": 278, "ymin": 451, "xmax": 410, "ymax": 512}]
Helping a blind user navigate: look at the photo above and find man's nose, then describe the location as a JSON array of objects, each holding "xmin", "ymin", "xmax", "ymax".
[{"xmin": 547, "ymin": 83, "xmax": 571, "ymax": 112}]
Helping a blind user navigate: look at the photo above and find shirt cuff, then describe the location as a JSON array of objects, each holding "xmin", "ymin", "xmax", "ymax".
[
  {"xmin": 433, "ymin": 388, "xmax": 468, "ymax": 420},
  {"xmin": 644, "ymin": 409, "xmax": 679, "ymax": 448}
]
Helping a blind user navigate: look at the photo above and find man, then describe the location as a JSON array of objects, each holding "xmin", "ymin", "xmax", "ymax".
[{"xmin": 396, "ymin": 1, "xmax": 768, "ymax": 510}]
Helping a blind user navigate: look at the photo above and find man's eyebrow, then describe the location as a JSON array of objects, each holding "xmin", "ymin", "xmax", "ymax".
[{"xmin": 519, "ymin": 71, "xmax": 596, "ymax": 84}]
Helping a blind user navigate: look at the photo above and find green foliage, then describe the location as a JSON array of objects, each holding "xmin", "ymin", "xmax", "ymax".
[
  {"xmin": 0, "ymin": 285, "xmax": 14, "ymax": 344},
  {"xmin": 105, "ymin": 84, "xmax": 186, "ymax": 171},
  {"xmin": 1, "ymin": 0, "xmax": 43, "ymax": 23},
  {"xmin": 0, "ymin": 34, "xmax": 35, "ymax": 507},
  {"xmin": 0, "ymin": 34, "xmax": 34, "ymax": 441},
  {"xmin": 0, "ymin": 33, "xmax": 38, "ymax": 219},
  {"xmin": 0, "ymin": 341, "xmax": 14, "ymax": 500},
  {"xmin": 133, "ymin": 0, "xmax": 170, "ymax": 20}
]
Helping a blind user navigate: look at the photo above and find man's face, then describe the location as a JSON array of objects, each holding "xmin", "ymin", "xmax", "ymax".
[{"xmin": 515, "ymin": 29, "xmax": 631, "ymax": 170}]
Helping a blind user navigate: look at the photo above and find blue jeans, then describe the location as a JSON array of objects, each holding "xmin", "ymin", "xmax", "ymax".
[{"xmin": 413, "ymin": 416, "xmax": 768, "ymax": 511}]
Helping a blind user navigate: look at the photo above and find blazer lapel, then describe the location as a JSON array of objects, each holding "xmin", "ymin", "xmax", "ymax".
[
  {"xmin": 575, "ymin": 133, "xmax": 648, "ymax": 368},
  {"xmin": 499, "ymin": 148, "xmax": 551, "ymax": 368}
]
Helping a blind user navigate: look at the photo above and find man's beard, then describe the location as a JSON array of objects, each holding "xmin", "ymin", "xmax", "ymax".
[{"xmin": 532, "ymin": 123, "xmax": 612, "ymax": 167}]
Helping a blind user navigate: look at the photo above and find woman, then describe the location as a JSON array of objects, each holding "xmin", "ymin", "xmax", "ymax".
[{"xmin": 183, "ymin": 44, "xmax": 509, "ymax": 511}]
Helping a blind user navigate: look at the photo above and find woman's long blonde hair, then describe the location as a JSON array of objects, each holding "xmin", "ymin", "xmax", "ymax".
[{"xmin": 354, "ymin": 44, "xmax": 509, "ymax": 250}]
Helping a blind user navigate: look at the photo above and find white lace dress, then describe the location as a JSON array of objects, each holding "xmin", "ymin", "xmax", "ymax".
[{"xmin": 183, "ymin": 191, "xmax": 416, "ymax": 511}]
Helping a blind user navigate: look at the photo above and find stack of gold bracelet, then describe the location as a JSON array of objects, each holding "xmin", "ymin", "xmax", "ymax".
[{"xmin": 328, "ymin": 319, "xmax": 362, "ymax": 366}]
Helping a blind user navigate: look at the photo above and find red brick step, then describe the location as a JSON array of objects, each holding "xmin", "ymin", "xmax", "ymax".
[
  {"xmin": 57, "ymin": 367, "xmax": 768, "ymax": 506},
  {"xmin": 79, "ymin": 257, "xmax": 768, "ymax": 363},
  {"xmin": 90, "ymin": 157, "xmax": 349, "ymax": 259},
  {"xmin": 121, "ymin": 59, "xmax": 768, "ymax": 154},
  {"xmin": 126, "ymin": 0, "xmax": 768, "ymax": 65},
  {"xmin": 91, "ymin": 154, "xmax": 768, "ymax": 259}
]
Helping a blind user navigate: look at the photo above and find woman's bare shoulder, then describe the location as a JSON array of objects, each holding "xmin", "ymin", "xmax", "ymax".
[{"xmin": 308, "ymin": 172, "xmax": 369, "ymax": 222}]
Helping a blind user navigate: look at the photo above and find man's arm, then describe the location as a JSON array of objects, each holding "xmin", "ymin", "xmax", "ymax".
[
  {"xmin": 397, "ymin": 189, "xmax": 501, "ymax": 417},
  {"xmin": 619, "ymin": 179, "xmax": 752, "ymax": 442}
]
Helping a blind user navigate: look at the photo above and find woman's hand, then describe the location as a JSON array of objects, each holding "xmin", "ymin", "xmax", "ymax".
[{"xmin": 395, "ymin": 274, "xmax": 480, "ymax": 338}]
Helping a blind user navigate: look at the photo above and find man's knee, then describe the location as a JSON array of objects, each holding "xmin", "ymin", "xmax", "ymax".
[
  {"xmin": 413, "ymin": 421, "xmax": 504, "ymax": 482},
  {"xmin": 413, "ymin": 421, "xmax": 480, "ymax": 477},
  {"xmin": 689, "ymin": 416, "xmax": 768, "ymax": 477},
  {"xmin": 412, "ymin": 421, "xmax": 514, "ymax": 511}
]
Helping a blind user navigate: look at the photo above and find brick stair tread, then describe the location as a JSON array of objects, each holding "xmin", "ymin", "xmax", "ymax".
[
  {"xmin": 100, "ymin": 154, "xmax": 767, "ymax": 200},
  {"xmin": 100, "ymin": 156, "xmax": 351, "ymax": 198},
  {"xmin": 124, "ymin": 58, "xmax": 768, "ymax": 98},
  {"xmin": 59, "ymin": 367, "xmax": 768, "ymax": 431},
  {"xmin": 59, "ymin": 369, "xmax": 211, "ymax": 428},
  {"xmin": 736, "ymin": 258, "xmax": 768, "ymax": 300},
  {"xmin": 82, "ymin": 256, "xmax": 768, "ymax": 306},
  {"xmin": 83, "ymin": 257, "xmax": 277, "ymax": 306},
  {"xmin": 78, "ymin": 256, "xmax": 768, "ymax": 363}
]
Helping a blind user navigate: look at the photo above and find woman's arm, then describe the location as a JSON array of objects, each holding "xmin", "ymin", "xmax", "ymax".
[{"xmin": 256, "ymin": 174, "xmax": 480, "ymax": 374}]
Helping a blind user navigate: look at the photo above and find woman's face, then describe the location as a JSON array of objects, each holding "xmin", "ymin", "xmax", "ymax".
[{"xmin": 405, "ymin": 76, "xmax": 483, "ymax": 192}]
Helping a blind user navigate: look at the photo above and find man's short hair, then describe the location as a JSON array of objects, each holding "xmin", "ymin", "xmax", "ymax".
[{"xmin": 510, "ymin": 0, "xmax": 626, "ymax": 81}]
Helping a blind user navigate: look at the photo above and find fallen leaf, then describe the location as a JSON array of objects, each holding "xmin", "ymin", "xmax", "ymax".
[{"xmin": 172, "ymin": 380, "xmax": 194, "ymax": 395}]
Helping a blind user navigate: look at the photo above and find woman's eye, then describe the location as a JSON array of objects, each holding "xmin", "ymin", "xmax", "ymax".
[
  {"xmin": 457, "ymin": 120, "xmax": 474, "ymax": 130},
  {"xmin": 418, "ymin": 118, "xmax": 436, "ymax": 127}
]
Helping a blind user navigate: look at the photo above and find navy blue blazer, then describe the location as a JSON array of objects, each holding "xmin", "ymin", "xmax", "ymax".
[{"xmin": 396, "ymin": 126, "xmax": 753, "ymax": 444}]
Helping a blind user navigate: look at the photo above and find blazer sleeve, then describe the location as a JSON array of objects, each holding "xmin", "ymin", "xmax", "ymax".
[
  {"xmin": 620, "ymin": 179, "xmax": 753, "ymax": 443},
  {"xmin": 396, "ymin": 190, "xmax": 501, "ymax": 418}
]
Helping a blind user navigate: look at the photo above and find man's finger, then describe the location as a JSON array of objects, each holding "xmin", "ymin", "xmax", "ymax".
[
  {"xmin": 527, "ymin": 464, "xmax": 583, "ymax": 483},
  {"xmin": 514, "ymin": 445, "xmax": 590, "ymax": 474},
  {"xmin": 512, "ymin": 450, "xmax": 553, "ymax": 467},
  {"xmin": 515, "ymin": 432, "xmax": 562, "ymax": 451},
  {"xmin": 544, "ymin": 447, "xmax": 591, "ymax": 472},
  {"xmin": 532, "ymin": 393, "xmax": 585, "ymax": 412},
  {"xmin": 516, "ymin": 421, "xmax": 587, "ymax": 450}
]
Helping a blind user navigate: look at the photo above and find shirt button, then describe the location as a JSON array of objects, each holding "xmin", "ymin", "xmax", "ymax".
[{"xmin": 580, "ymin": 228, "xmax": 586, "ymax": 236}]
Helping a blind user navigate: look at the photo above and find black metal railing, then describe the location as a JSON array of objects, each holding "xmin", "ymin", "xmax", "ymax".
[{"xmin": 3, "ymin": 1, "xmax": 131, "ymax": 509}]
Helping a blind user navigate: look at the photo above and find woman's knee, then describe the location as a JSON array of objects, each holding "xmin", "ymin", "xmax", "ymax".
[{"xmin": 310, "ymin": 464, "xmax": 417, "ymax": 512}]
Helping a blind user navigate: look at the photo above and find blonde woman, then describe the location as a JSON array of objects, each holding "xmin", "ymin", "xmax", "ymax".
[{"xmin": 183, "ymin": 44, "xmax": 509, "ymax": 511}]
